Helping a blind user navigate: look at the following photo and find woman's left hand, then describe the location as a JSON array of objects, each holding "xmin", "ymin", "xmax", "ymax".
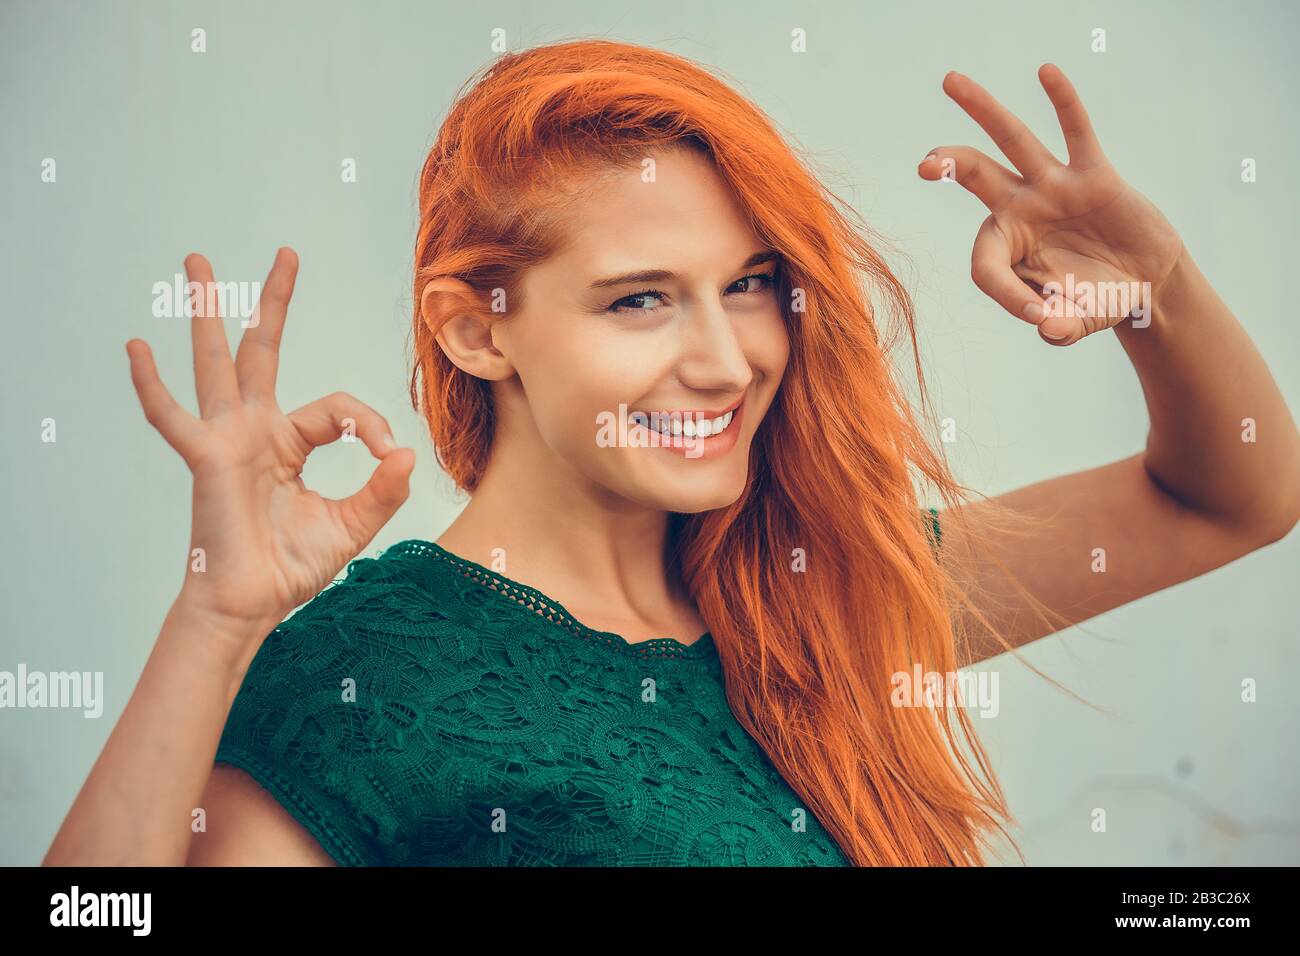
[{"xmin": 919, "ymin": 64, "xmax": 1186, "ymax": 345}]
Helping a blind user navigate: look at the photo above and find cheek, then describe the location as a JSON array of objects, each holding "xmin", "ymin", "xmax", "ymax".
[
  {"xmin": 515, "ymin": 330, "xmax": 669, "ymax": 450},
  {"xmin": 740, "ymin": 308, "xmax": 790, "ymax": 379}
]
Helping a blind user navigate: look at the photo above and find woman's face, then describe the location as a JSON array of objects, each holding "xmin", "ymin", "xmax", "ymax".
[{"xmin": 467, "ymin": 145, "xmax": 789, "ymax": 514}]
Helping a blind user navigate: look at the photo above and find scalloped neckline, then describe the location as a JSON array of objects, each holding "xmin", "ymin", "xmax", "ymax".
[{"xmin": 398, "ymin": 539, "xmax": 716, "ymax": 662}]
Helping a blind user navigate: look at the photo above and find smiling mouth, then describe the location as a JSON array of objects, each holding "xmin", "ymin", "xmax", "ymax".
[{"xmin": 627, "ymin": 399, "xmax": 743, "ymax": 439}]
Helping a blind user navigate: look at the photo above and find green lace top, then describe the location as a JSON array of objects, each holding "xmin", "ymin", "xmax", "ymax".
[{"xmin": 214, "ymin": 509, "xmax": 943, "ymax": 866}]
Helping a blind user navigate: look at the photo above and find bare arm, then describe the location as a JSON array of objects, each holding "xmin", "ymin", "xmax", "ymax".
[
  {"xmin": 43, "ymin": 248, "xmax": 413, "ymax": 865},
  {"xmin": 943, "ymin": 453, "xmax": 1296, "ymax": 667},
  {"xmin": 42, "ymin": 602, "xmax": 330, "ymax": 865},
  {"xmin": 919, "ymin": 68, "xmax": 1300, "ymax": 665},
  {"xmin": 187, "ymin": 765, "xmax": 338, "ymax": 866}
]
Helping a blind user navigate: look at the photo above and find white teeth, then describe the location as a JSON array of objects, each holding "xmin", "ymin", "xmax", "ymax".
[{"xmin": 630, "ymin": 408, "xmax": 737, "ymax": 438}]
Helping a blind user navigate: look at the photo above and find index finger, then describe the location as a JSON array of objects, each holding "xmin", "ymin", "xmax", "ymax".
[
  {"xmin": 942, "ymin": 71, "xmax": 1060, "ymax": 183},
  {"xmin": 1038, "ymin": 63, "xmax": 1106, "ymax": 167},
  {"xmin": 235, "ymin": 247, "xmax": 298, "ymax": 403},
  {"xmin": 185, "ymin": 252, "xmax": 241, "ymax": 417}
]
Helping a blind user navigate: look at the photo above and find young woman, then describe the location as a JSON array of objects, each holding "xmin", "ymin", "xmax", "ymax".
[{"xmin": 44, "ymin": 40, "xmax": 1299, "ymax": 867}]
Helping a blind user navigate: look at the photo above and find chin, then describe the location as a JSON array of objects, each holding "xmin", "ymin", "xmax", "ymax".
[
  {"xmin": 643, "ymin": 471, "xmax": 748, "ymax": 514},
  {"xmin": 592, "ymin": 444, "xmax": 755, "ymax": 514}
]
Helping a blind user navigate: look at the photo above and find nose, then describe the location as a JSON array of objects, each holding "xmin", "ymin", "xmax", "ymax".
[{"xmin": 674, "ymin": 297, "xmax": 754, "ymax": 395}]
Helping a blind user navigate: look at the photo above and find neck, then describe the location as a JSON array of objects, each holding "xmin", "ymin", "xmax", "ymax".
[{"xmin": 433, "ymin": 418, "xmax": 701, "ymax": 643}]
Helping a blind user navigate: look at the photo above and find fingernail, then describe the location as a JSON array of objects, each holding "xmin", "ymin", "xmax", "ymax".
[
  {"xmin": 1022, "ymin": 301, "xmax": 1044, "ymax": 323},
  {"xmin": 1040, "ymin": 323, "xmax": 1069, "ymax": 340},
  {"xmin": 382, "ymin": 433, "xmax": 397, "ymax": 450}
]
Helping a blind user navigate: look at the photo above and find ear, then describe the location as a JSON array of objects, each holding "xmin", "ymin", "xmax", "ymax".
[{"xmin": 420, "ymin": 277, "xmax": 516, "ymax": 381}]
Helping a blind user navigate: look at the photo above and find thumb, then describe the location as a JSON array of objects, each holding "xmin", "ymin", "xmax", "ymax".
[
  {"xmin": 970, "ymin": 217, "xmax": 1045, "ymax": 326},
  {"xmin": 336, "ymin": 446, "xmax": 416, "ymax": 550},
  {"xmin": 1037, "ymin": 291, "xmax": 1086, "ymax": 345}
]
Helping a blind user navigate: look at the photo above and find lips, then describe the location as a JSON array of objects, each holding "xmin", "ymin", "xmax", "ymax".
[
  {"xmin": 633, "ymin": 408, "xmax": 735, "ymax": 438},
  {"xmin": 621, "ymin": 396, "xmax": 747, "ymax": 460},
  {"xmin": 627, "ymin": 397, "xmax": 744, "ymax": 438}
]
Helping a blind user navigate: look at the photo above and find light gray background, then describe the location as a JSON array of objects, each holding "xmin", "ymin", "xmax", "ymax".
[{"xmin": 2, "ymin": 0, "xmax": 1296, "ymax": 865}]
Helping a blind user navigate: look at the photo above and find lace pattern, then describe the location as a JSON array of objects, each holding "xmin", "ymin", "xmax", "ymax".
[
  {"xmin": 213, "ymin": 540, "xmax": 853, "ymax": 866},
  {"xmin": 407, "ymin": 540, "xmax": 715, "ymax": 660}
]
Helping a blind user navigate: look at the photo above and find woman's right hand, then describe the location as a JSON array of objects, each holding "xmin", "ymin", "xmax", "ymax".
[{"xmin": 126, "ymin": 247, "xmax": 415, "ymax": 655}]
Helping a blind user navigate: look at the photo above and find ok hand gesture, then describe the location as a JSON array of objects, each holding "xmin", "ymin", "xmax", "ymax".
[
  {"xmin": 920, "ymin": 65, "xmax": 1186, "ymax": 345},
  {"xmin": 126, "ymin": 248, "xmax": 415, "ymax": 647}
]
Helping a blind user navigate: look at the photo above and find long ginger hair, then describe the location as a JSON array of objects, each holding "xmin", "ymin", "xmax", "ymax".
[{"xmin": 411, "ymin": 38, "xmax": 1058, "ymax": 865}]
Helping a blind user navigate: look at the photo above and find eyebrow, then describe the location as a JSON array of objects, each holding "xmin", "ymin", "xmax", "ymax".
[{"xmin": 586, "ymin": 250, "xmax": 781, "ymax": 290}]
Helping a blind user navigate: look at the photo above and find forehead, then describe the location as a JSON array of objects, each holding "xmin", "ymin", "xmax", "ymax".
[{"xmin": 539, "ymin": 146, "xmax": 763, "ymax": 279}]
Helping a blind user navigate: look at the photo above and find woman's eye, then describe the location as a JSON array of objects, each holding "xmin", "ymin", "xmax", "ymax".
[
  {"xmin": 728, "ymin": 273, "xmax": 775, "ymax": 295},
  {"xmin": 607, "ymin": 273, "xmax": 774, "ymax": 315},
  {"xmin": 608, "ymin": 291, "xmax": 667, "ymax": 314}
]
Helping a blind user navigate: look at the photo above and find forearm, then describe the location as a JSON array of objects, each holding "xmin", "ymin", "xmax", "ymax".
[
  {"xmin": 1113, "ymin": 246, "xmax": 1300, "ymax": 538},
  {"xmin": 42, "ymin": 600, "xmax": 277, "ymax": 866}
]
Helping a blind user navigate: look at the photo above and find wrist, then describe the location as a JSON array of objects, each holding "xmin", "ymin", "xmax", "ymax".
[
  {"xmin": 1115, "ymin": 244, "xmax": 1192, "ymax": 341},
  {"xmin": 1148, "ymin": 243, "xmax": 1194, "ymax": 323},
  {"xmin": 163, "ymin": 594, "xmax": 285, "ymax": 676}
]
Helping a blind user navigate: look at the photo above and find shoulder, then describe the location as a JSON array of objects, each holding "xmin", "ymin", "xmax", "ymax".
[
  {"xmin": 246, "ymin": 540, "xmax": 466, "ymax": 653},
  {"xmin": 219, "ymin": 541, "xmax": 467, "ymax": 711},
  {"xmin": 212, "ymin": 541, "xmax": 470, "ymax": 865},
  {"xmin": 277, "ymin": 543, "xmax": 424, "ymax": 630}
]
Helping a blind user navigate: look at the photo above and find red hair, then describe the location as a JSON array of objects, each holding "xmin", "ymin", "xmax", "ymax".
[{"xmin": 411, "ymin": 38, "xmax": 1048, "ymax": 865}]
